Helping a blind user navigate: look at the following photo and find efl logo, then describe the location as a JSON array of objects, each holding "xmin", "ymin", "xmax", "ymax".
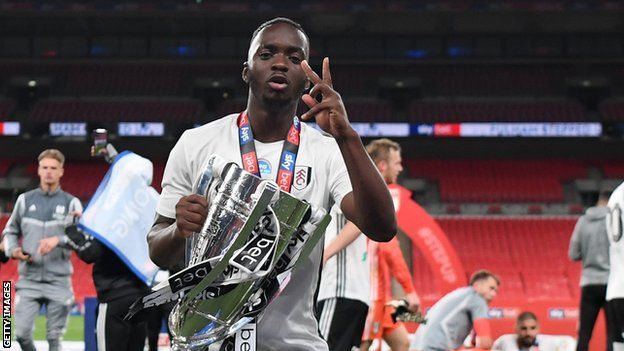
[
  {"xmin": 2, "ymin": 281, "xmax": 10, "ymax": 348},
  {"xmin": 280, "ymin": 152, "xmax": 296, "ymax": 172},
  {"xmin": 287, "ymin": 127, "xmax": 299, "ymax": 145},
  {"xmin": 239, "ymin": 113, "xmax": 249, "ymax": 126}
]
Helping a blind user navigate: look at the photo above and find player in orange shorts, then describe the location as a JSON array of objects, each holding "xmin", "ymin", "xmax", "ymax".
[{"xmin": 360, "ymin": 139, "xmax": 420, "ymax": 351}]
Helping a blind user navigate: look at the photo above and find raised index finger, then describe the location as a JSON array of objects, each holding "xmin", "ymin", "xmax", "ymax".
[
  {"xmin": 301, "ymin": 60, "xmax": 321, "ymax": 85},
  {"xmin": 322, "ymin": 57, "xmax": 332, "ymax": 87}
]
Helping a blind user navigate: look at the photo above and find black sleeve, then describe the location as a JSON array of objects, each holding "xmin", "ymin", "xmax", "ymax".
[
  {"xmin": 74, "ymin": 238, "xmax": 105, "ymax": 263},
  {"xmin": 65, "ymin": 224, "xmax": 104, "ymax": 263}
]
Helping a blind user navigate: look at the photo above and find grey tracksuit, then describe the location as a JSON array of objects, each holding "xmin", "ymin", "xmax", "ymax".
[
  {"xmin": 2, "ymin": 187, "xmax": 82, "ymax": 351},
  {"xmin": 569, "ymin": 205, "xmax": 613, "ymax": 351},
  {"xmin": 569, "ymin": 206, "xmax": 610, "ymax": 286}
]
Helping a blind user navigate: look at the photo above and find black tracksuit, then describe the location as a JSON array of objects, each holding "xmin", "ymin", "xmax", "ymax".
[{"xmin": 73, "ymin": 235, "xmax": 149, "ymax": 351}]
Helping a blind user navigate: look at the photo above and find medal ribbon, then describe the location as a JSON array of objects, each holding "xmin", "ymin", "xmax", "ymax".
[{"xmin": 237, "ymin": 111, "xmax": 301, "ymax": 192}]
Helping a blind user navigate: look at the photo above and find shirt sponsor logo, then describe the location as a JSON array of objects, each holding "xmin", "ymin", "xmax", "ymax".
[{"xmin": 28, "ymin": 204, "xmax": 36, "ymax": 212}]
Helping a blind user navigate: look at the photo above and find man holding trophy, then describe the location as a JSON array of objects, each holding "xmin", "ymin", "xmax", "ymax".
[{"xmin": 146, "ymin": 17, "xmax": 397, "ymax": 351}]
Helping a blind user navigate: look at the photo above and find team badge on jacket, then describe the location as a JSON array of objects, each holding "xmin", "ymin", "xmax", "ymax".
[{"xmin": 293, "ymin": 166, "xmax": 311, "ymax": 191}]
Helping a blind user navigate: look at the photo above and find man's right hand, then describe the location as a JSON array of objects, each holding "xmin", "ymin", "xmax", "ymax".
[
  {"xmin": 175, "ymin": 194, "xmax": 209, "ymax": 238},
  {"xmin": 11, "ymin": 247, "xmax": 32, "ymax": 262},
  {"xmin": 405, "ymin": 292, "xmax": 421, "ymax": 313}
]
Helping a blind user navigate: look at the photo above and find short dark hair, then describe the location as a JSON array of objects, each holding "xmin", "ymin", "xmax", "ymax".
[
  {"xmin": 516, "ymin": 311, "xmax": 538, "ymax": 324},
  {"xmin": 250, "ymin": 17, "xmax": 309, "ymax": 48},
  {"xmin": 599, "ymin": 190, "xmax": 612, "ymax": 201},
  {"xmin": 469, "ymin": 270, "xmax": 500, "ymax": 286}
]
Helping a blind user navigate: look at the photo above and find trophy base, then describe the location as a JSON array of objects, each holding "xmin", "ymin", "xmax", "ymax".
[{"xmin": 170, "ymin": 303, "xmax": 253, "ymax": 351}]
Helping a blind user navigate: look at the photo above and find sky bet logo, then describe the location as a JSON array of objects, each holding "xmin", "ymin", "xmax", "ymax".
[
  {"xmin": 280, "ymin": 151, "xmax": 296, "ymax": 172},
  {"xmin": 240, "ymin": 126, "xmax": 252, "ymax": 145}
]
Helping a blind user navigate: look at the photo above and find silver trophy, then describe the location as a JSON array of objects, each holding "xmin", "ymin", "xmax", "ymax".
[{"xmin": 166, "ymin": 155, "xmax": 330, "ymax": 350}]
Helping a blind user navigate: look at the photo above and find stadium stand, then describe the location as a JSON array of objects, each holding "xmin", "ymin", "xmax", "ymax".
[
  {"xmin": 0, "ymin": 158, "xmax": 14, "ymax": 177},
  {"xmin": 600, "ymin": 99, "xmax": 624, "ymax": 122},
  {"xmin": 30, "ymin": 98, "xmax": 205, "ymax": 123},
  {"xmin": 1, "ymin": 62, "xmax": 624, "ymax": 99},
  {"xmin": 0, "ymin": 99, "xmax": 16, "ymax": 118},
  {"xmin": 406, "ymin": 159, "xmax": 587, "ymax": 203},
  {"xmin": 412, "ymin": 217, "xmax": 580, "ymax": 301}
]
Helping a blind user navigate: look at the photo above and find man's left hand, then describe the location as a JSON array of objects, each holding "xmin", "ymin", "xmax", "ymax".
[
  {"xmin": 300, "ymin": 58, "xmax": 356, "ymax": 141},
  {"xmin": 38, "ymin": 236, "xmax": 60, "ymax": 256}
]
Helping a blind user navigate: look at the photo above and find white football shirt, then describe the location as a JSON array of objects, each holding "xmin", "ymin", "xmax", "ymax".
[
  {"xmin": 606, "ymin": 181, "xmax": 624, "ymax": 301},
  {"xmin": 317, "ymin": 205, "xmax": 370, "ymax": 305},
  {"xmin": 157, "ymin": 113, "xmax": 353, "ymax": 350}
]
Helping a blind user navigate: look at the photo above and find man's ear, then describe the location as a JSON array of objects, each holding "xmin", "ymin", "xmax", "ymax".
[
  {"xmin": 242, "ymin": 62, "xmax": 249, "ymax": 84},
  {"xmin": 377, "ymin": 160, "xmax": 387, "ymax": 174}
]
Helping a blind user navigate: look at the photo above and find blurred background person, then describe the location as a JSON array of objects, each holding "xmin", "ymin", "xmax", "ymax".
[
  {"xmin": 493, "ymin": 311, "xmax": 577, "ymax": 351},
  {"xmin": 360, "ymin": 138, "xmax": 420, "ymax": 351},
  {"xmin": 317, "ymin": 204, "xmax": 371, "ymax": 351},
  {"xmin": 568, "ymin": 190, "xmax": 613, "ymax": 351},
  {"xmin": 65, "ymin": 143, "xmax": 150, "ymax": 351},
  {"xmin": 2, "ymin": 149, "xmax": 82, "ymax": 351},
  {"xmin": 413, "ymin": 270, "xmax": 499, "ymax": 351}
]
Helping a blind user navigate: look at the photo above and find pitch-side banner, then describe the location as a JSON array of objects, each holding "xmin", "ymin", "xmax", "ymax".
[
  {"xmin": 388, "ymin": 184, "xmax": 466, "ymax": 294},
  {"xmin": 79, "ymin": 151, "xmax": 160, "ymax": 286}
]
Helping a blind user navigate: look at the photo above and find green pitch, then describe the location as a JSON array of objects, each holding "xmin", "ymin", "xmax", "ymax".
[{"xmin": 11, "ymin": 315, "xmax": 84, "ymax": 341}]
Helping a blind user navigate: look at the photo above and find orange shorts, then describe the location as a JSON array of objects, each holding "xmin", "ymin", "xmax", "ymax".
[{"xmin": 361, "ymin": 300, "xmax": 403, "ymax": 341}]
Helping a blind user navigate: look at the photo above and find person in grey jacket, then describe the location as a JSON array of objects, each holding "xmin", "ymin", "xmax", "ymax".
[
  {"xmin": 569, "ymin": 190, "xmax": 613, "ymax": 351},
  {"xmin": 2, "ymin": 149, "xmax": 82, "ymax": 351}
]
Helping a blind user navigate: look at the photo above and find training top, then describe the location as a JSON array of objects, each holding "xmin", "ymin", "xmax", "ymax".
[{"xmin": 606, "ymin": 181, "xmax": 624, "ymax": 300}]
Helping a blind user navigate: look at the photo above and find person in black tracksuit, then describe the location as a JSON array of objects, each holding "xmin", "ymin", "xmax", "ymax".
[
  {"xmin": 67, "ymin": 225, "xmax": 149, "ymax": 351},
  {"xmin": 66, "ymin": 143, "xmax": 149, "ymax": 351}
]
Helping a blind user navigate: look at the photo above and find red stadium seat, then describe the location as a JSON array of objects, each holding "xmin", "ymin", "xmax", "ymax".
[{"xmin": 410, "ymin": 217, "xmax": 578, "ymax": 301}]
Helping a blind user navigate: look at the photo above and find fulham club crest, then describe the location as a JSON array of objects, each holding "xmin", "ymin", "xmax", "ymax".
[{"xmin": 293, "ymin": 166, "xmax": 311, "ymax": 191}]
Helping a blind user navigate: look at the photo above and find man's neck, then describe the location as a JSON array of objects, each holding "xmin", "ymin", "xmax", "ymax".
[
  {"xmin": 246, "ymin": 98, "xmax": 298, "ymax": 143},
  {"xmin": 40, "ymin": 183, "xmax": 59, "ymax": 193}
]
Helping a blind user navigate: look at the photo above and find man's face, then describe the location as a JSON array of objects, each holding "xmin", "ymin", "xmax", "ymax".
[
  {"xmin": 516, "ymin": 318, "xmax": 539, "ymax": 347},
  {"xmin": 244, "ymin": 23, "xmax": 309, "ymax": 108},
  {"xmin": 473, "ymin": 276, "xmax": 499, "ymax": 303},
  {"xmin": 379, "ymin": 149, "xmax": 403, "ymax": 185},
  {"xmin": 38, "ymin": 157, "xmax": 64, "ymax": 188}
]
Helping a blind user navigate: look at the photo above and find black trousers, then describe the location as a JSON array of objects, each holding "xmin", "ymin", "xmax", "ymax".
[
  {"xmin": 146, "ymin": 301, "xmax": 175, "ymax": 351},
  {"xmin": 96, "ymin": 294, "xmax": 147, "ymax": 351},
  {"xmin": 316, "ymin": 298, "xmax": 369, "ymax": 351},
  {"xmin": 607, "ymin": 299, "xmax": 624, "ymax": 346},
  {"xmin": 576, "ymin": 284, "xmax": 613, "ymax": 351}
]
